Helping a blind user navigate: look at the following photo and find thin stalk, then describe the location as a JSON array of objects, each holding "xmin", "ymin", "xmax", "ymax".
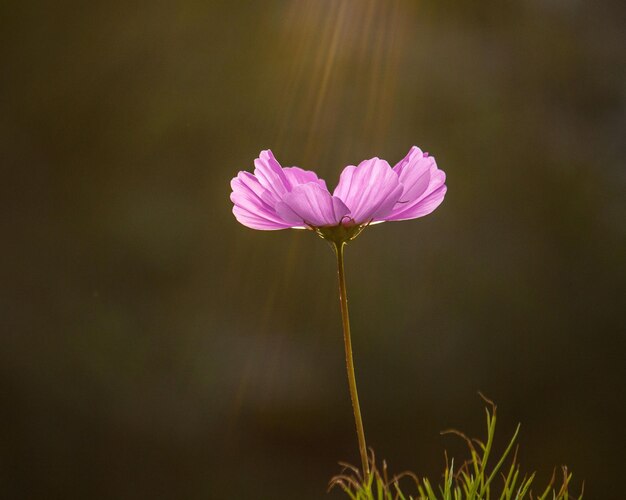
[{"xmin": 334, "ymin": 241, "xmax": 370, "ymax": 481}]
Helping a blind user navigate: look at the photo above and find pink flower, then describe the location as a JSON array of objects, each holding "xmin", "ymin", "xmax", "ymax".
[
  {"xmin": 230, "ymin": 147, "xmax": 447, "ymax": 477},
  {"xmin": 230, "ymin": 147, "xmax": 446, "ymax": 234}
]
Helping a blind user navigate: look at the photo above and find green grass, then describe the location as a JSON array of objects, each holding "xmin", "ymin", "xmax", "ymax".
[{"xmin": 329, "ymin": 397, "xmax": 583, "ymax": 500}]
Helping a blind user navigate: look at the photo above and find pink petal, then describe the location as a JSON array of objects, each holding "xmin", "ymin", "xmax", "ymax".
[
  {"xmin": 232, "ymin": 206, "xmax": 292, "ymax": 230},
  {"xmin": 392, "ymin": 146, "xmax": 432, "ymax": 202},
  {"xmin": 380, "ymin": 146, "xmax": 447, "ymax": 222},
  {"xmin": 230, "ymin": 172, "xmax": 292, "ymax": 230},
  {"xmin": 276, "ymin": 182, "xmax": 350, "ymax": 227},
  {"xmin": 283, "ymin": 166, "xmax": 328, "ymax": 190},
  {"xmin": 385, "ymin": 169, "xmax": 447, "ymax": 221},
  {"xmin": 253, "ymin": 150, "xmax": 291, "ymax": 202},
  {"xmin": 393, "ymin": 145, "xmax": 421, "ymax": 173},
  {"xmin": 333, "ymin": 158, "xmax": 403, "ymax": 224}
]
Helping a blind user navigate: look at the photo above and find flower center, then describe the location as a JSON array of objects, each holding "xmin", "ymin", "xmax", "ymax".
[{"xmin": 314, "ymin": 223, "xmax": 368, "ymax": 244}]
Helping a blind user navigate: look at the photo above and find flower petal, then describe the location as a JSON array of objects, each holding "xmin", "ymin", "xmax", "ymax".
[
  {"xmin": 253, "ymin": 150, "xmax": 291, "ymax": 201},
  {"xmin": 385, "ymin": 167, "xmax": 447, "ymax": 221},
  {"xmin": 392, "ymin": 146, "xmax": 432, "ymax": 202},
  {"xmin": 276, "ymin": 182, "xmax": 349, "ymax": 227},
  {"xmin": 230, "ymin": 171, "xmax": 292, "ymax": 230},
  {"xmin": 283, "ymin": 166, "xmax": 328, "ymax": 190},
  {"xmin": 232, "ymin": 206, "xmax": 292, "ymax": 230},
  {"xmin": 333, "ymin": 158, "xmax": 403, "ymax": 224}
]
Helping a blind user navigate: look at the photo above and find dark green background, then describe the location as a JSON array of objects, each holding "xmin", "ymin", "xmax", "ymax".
[{"xmin": 2, "ymin": 1, "xmax": 624, "ymax": 498}]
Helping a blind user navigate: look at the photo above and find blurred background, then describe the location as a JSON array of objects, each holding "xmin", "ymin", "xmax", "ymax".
[{"xmin": 1, "ymin": 0, "xmax": 625, "ymax": 498}]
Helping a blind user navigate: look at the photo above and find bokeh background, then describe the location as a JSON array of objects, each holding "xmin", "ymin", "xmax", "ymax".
[{"xmin": 2, "ymin": 0, "xmax": 625, "ymax": 498}]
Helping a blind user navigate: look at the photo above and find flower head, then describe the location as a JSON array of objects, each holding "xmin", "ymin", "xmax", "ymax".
[{"xmin": 230, "ymin": 147, "xmax": 446, "ymax": 242}]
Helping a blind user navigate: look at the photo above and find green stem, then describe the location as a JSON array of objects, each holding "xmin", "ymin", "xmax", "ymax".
[{"xmin": 334, "ymin": 241, "xmax": 370, "ymax": 482}]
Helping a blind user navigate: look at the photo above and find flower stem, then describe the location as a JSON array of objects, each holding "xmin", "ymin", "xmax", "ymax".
[{"xmin": 333, "ymin": 241, "xmax": 370, "ymax": 482}]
